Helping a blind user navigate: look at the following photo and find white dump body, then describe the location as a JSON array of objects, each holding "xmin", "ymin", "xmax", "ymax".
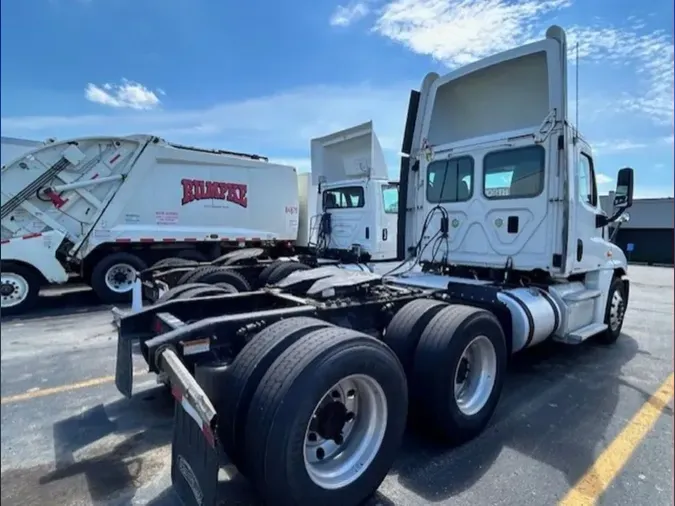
[
  {"xmin": 1, "ymin": 135, "xmax": 299, "ymax": 278},
  {"xmin": 1, "ymin": 136, "xmax": 43, "ymax": 167}
]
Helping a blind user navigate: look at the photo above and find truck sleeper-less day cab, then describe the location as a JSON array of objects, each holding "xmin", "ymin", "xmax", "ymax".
[
  {"xmin": 0, "ymin": 122, "xmax": 398, "ymax": 315},
  {"xmin": 112, "ymin": 26, "xmax": 633, "ymax": 506}
]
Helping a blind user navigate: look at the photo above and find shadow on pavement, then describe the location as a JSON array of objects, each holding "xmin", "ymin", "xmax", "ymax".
[
  {"xmin": 1, "ymin": 284, "xmax": 109, "ymax": 323},
  {"xmin": 388, "ymin": 333, "xmax": 641, "ymax": 502},
  {"xmin": 0, "ymin": 332, "xmax": 643, "ymax": 506},
  {"xmin": 0, "ymin": 385, "xmax": 174, "ymax": 506}
]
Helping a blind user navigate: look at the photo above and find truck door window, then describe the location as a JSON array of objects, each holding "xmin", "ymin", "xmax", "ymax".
[
  {"xmin": 382, "ymin": 184, "xmax": 399, "ymax": 214},
  {"xmin": 426, "ymin": 156, "xmax": 474, "ymax": 203},
  {"xmin": 483, "ymin": 145, "xmax": 545, "ymax": 199},
  {"xmin": 323, "ymin": 186, "xmax": 365, "ymax": 210},
  {"xmin": 578, "ymin": 153, "xmax": 598, "ymax": 206}
]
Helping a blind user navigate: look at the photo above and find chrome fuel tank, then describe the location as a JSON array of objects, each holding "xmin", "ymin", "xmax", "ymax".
[{"xmin": 497, "ymin": 287, "xmax": 561, "ymax": 353}]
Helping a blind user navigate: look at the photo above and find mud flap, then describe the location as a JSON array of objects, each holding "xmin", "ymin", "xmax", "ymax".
[
  {"xmin": 115, "ymin": 331, "xmax": 134, "ymax": 398},
  {"xmin": 171, "ymin": 401, "xmax": 219, "ymax": 506}
]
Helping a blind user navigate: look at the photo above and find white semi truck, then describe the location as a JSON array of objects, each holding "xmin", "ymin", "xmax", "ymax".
[
  {"xmin": 0, "ymin": 123, "xmax": 398, "ymax": 315},
  {"xmin": 112, "ymin": 26, "xmax": 634, "ymax": 506}
]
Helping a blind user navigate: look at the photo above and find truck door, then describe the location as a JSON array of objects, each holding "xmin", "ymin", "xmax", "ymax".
[
  {"xmin": 322, "ymin": 183, "xmax": 370, "ymax": 253},
  {"xmin": 569, "ymin": 144, "xmax": 606, "ymax": 273},
  {"xmin": 375, "ymin": 182, "xmax": 399, "ymax": 260}
]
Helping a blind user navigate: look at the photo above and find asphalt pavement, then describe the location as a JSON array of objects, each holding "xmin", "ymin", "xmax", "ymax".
[{"xmin": 1, "ymin": 266, "xmax": 673, "ymax": 506}]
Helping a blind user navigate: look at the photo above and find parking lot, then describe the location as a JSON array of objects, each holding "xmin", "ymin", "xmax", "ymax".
[{"xmin": 1, "ymin": 265, "xmax": 673, "ymax": 506}]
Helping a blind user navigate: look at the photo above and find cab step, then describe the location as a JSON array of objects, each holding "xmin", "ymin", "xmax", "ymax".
[{"xmin": 558, "ymin": 322, "xmax": 608, "ymax": 344}]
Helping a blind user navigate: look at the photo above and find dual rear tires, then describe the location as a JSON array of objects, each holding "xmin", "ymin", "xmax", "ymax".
[
  {"xmin": 201, "ymin": 317, "xmax": 408, "ymax": 506},
  {"xmin": 384, "ymin": 300, "xmax": 507, "ymax": 444},
  {"xmin": 204, "ymin": 305, "xmax": 504, "ymax": 505}
]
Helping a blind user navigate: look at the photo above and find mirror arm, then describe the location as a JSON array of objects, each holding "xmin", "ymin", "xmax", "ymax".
[{"xmin": 596, "ymin": 207, "xmax": 626, "ymax": 228}]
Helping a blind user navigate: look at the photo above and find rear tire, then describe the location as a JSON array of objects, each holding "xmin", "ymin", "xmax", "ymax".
[
  {"xmin": 176, "ymin": 266, "xmax": 209, "ymax": 285},
  {"xmin": 189, "ymin": 266, "xmax": 251, "ymax": 292},
  {"xmin": 267, "ymin": 261, "xmax": 310, "ymax": 285},
  {"xmin": 245, "ymin": 328, "xmax": 408, "ymax": 506},
  {"xmin": 156, "ymin": 282, "xmax": 214, "ymax": 303},
  {"xmin": 411, "ymin": 304, "xmax": 507, "ymax": 444},
  {"xmin": 151, "ymin": 257, "xmax": 198, "ymax": 269},
  {"xmin": 90, "ymin": 252, "xmax": 147, "ymax": 304},
  {"xmin": 179, "ymin": 285, "xmax": 232, "ymax": 299},
  {"xmin": 258, "ymin": 260, "xmax": 287, "ymax": 287},
  {"xmin": 1, "ymin": 263, "xmax": 41, "ymax": 317},
  {"xmin": 176, "ymin": 249, "xmax": 208, "ymax": 263},
  {"xmin": 212, "ymin": 248, "xmax": 265, "ymax": 266},
  {"xmin": 383, "ymin": 299, "xmax": 448, "ymax": 374},
  {"xmin": 214, "ymin": 282, "xmax": 238, "ymax": 293},
  {"xmin": 219, "ymin": 317, "xmax": 333, "ymax": 471}
]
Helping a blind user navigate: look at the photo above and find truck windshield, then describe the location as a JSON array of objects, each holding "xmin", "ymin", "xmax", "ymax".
[{"xmin": 323, "ymin": 186, "xmax": 365, "ymax": 209}]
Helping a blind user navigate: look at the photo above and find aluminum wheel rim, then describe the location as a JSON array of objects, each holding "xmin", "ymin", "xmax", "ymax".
[
  {"xmin": 105, "ymin": 263, "xmax": 137, "ymax": 293},
  {"xmin": 303, "ymin": 374, "xmax": 388, "ymax": 490},
  {"xmin": 609, "ymin": 290, "xmax": 625, "ymax": 331},
  {"xmin": 454, "ymin": 335, "xmax": 497, "ymax": 416},
  {"xmin": 1, "ymin": 273, "xmax": 29, "ymax": 308}
]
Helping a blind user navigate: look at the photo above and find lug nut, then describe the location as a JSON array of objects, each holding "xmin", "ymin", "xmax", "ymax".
[{"xmin": 316, "ymin": 448, "xmax": 325, "ymax": 460}]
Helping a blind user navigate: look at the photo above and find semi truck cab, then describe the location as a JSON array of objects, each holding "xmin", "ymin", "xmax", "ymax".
[
  {"xmin": 401, "ymin": 25, "xmax": 632, "ymax": 280},
  {"xmin": 307, "ymin": 121, "xmax": 399, "ymax": 262}
]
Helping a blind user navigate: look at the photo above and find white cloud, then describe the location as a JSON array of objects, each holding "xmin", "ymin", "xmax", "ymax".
[
  {"xmin": 566, "ymin": 23, "xmax": 674, "ymax": 126},
  {"xmin": 2, "ymin": 83, "xmax": 411, "ymax": 166},
  {"xmin": 85, "ymin": 79, "xmax": 163, "ymax": 110},
  {"xmin": 592, "ymin": 139, "xmax": 649, "ymax": 154},
  {"xmin": 595, "ymin": 173, "xmax": 614, "ymax": 185},
  {"xmin": 269, "ymin": 157, "xmax": 312, "ymax": 172},
  {"xmin": 373, "ymin": 0, "xmax": 571, "ymax": 67},
  {"xmin": 371, "ymin": 0, "xmax": 674, "ymax": 125},
  {"xmin": 330, "ymin": 1, "xmax": 370, "ymax": 27}
]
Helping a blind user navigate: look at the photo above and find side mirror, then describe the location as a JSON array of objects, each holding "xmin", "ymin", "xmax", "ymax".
[{"xmin": 613, "ymin": 167, "xmax": 634, "ymax": 209}]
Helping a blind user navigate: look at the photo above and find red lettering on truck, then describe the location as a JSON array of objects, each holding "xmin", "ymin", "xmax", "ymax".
[{"xmin": 181, "ymin": 179, "xmax": 248, "ymax": 208}]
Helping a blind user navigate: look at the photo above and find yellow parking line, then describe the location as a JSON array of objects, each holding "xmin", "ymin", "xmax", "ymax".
[
  {"xmin": 559, "ymin": 372, "xmax": 674, "ymax": 506},
  {"xmin": 1, "ymin": 371, "xmax": 147, "ymax": 405}
]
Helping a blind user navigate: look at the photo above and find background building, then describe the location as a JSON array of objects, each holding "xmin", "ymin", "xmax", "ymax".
[{"xmin": 600, "ymin": 193, "xmax": 674, "ymax": 265}]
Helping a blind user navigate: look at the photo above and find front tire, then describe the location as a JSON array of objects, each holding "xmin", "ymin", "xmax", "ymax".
[
  {"xmin": 244, "ymin": 327, "xmax": 408, "ymax": 506},
  {"xmin": 1, "ymin": 263, "xmax": 41, "ymax": 316},
  {"xmin": 596, "ymin": 277, "xmax": 628, "ymax": 345},
  {"xmin": 90, "ymin": 252, "xmax": 147, "ymax": 304}
]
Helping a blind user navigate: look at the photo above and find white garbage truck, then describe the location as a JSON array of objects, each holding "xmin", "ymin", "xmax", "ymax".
[
  {"xmin": 1, "ymin": 136, "xmax": 43, "ymax": 166},
  {"xmin": 112, "ymin": 26, "xmax": 634, "ymax": 506},
  {"xmin": 0, "ymin": 123, "xmax": 398, "ymax": 315}
]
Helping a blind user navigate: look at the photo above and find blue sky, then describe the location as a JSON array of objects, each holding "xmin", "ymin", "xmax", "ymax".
[{"xmin": 1, "ymin": 0, "xmax": 673, "ymax": 197}]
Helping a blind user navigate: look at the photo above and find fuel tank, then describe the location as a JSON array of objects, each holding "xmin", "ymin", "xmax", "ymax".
[{"xmin": 497, "ymin": 287, "xmax": 561, "ymax": 353}]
